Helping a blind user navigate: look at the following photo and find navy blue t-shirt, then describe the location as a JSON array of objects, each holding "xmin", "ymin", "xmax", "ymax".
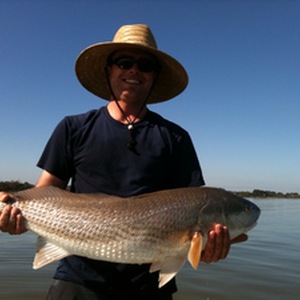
[{"xmin": 37, "ymin": 106, "xmax": 205, "ymax": 296}]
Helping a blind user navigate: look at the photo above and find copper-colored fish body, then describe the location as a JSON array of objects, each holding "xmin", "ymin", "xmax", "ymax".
[{"xmin": 2, "ymin": 186, "xmax": 260, "ymax": 287}]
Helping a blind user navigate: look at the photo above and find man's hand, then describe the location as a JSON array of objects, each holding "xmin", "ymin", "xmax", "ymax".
[
  {"xmin": 0, "ymin": 192, "xmax": 27, "ymax": 235},
  {"xmin": 0, "ymin": 170, "xmax": 67, "ymax": 235},
  {"xmin": 201, "ymin": 224, "xmax": 248, "ymax": 263}
]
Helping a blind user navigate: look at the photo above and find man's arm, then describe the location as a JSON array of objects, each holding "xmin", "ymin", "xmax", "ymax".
[{"xmin": 35, "ymin": 170, "xmax": 68, "ymax": 188}]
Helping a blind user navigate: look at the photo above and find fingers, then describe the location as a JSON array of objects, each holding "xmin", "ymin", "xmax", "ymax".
[
  {"xmin": 15, "ymin": 213, "xmax": 27, "ymax": 234},
  {"xmin": 0, "ymin": 199, "xmax": 26, "ymax": 235},
  {"xmin": 201, "ymin": 224, "xmax": 230, "ymax": 263},
  {"xmin": 201, "ymin": 224, "xmax": 249, "ymax": 264},
  {"xmin": 0, "ymin": 205, "xmax": 13, "ymax": 232},
  {"xmin": 0, "ymin": 192, "xmax": 9, "ymax": 202},
  {"xmin": 218, "ymin": 225, "xmax": 230, "ymax": 259},
  {"xmin": 9, "ymin": 207, "xmax": 22, "ymax": 234}
]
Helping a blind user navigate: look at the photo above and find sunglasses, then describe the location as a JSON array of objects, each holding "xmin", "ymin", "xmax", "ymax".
[{"xmin": 108, "ymin": 56, "xmax": 160, "ymax": 73}]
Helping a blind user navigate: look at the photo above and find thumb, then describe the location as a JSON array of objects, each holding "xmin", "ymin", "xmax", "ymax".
[{"xmin": 0, "ymin": 192, "xmax": 10, "ymax": 202}]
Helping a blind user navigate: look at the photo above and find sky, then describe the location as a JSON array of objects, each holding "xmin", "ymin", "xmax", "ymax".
[{"xmin": 1, "ymin": 0, "xmax": 299, "ymax": 193}]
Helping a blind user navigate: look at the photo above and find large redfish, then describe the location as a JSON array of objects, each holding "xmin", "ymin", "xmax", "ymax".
[{"xmin": 1, "ymin": 186, "xmax": 260, "ymax": 287}]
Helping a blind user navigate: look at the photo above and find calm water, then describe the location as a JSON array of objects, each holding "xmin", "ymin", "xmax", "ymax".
[{"xmin": 0, "ymin": 198, "xmax": 299, "ymax": 300}]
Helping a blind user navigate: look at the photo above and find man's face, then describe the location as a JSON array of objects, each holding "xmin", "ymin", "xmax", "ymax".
[{"xmin": 106, "ymin": 49, "xmax": 159, "ymax": 104}]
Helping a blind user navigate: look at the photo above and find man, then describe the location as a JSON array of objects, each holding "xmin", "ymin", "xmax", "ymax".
[{"xmin": 0, "ymin": 24, "xmax": 246, "ymax": 299}]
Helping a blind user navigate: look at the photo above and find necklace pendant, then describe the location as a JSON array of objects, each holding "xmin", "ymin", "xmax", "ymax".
[{"xmin": 128, "ymin": 124, "xmax": 134, "ymax": 131}]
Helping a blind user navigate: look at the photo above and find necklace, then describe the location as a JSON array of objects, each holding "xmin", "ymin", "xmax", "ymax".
[{"xmin": 114, "ymin": 100, "xmax": 146, "ymax": 151}]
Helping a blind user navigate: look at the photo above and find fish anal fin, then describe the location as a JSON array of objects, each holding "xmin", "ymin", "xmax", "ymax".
[
  {"xmin": 33, "ymin": 236, "xmax": 70, "ymax": 269},
  {"xmin": 150, "ymin": 255, "xmax": 187, "ymax": 288},
  {"xmin": 188, "ymin": 231, "xmax": 203, "ymax": 269}
]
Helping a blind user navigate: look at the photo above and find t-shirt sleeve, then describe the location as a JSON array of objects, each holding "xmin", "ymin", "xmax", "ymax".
[
  {"xmin": 37, "ymin": 118, "xmax": 74, "ymax": 181},
  {"xmin": 168, "ymin": 130, "xmax": 205, "ymax": 188}
]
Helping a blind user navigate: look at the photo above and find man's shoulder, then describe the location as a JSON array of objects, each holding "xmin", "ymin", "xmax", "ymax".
[
  {"xmin": 62, "ymin": 107, "xmax": 105, "ymax": 128},
  {"xmin": 147, "ymin": 110, "xmax": 189, "ymax": 136},
  {"xmin": 65, "ymin": 107, "xmax": 103, "ymax": 121}
]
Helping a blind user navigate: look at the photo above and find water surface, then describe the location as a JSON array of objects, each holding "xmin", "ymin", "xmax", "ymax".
[{"xmin": 0, "ymin": 198, "xmax": 299, "ymax": 299}]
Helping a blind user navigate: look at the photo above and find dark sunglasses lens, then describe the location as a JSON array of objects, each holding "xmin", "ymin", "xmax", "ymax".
[
  {"xmin": 115, "ymin": 58, "xmax": 135, "ymax": 70},
  {"xmin": 137, "ymin": 59, "xmax": 157, "ymax": 72},
  {"xmin": 112, "ymin": 57, "xmax": 159, "ymax": 72}
]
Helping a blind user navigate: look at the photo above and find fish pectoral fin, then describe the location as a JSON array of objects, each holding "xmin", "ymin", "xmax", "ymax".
[
  {"xmin": 188, "ymin": 231, "xmax": 203, "ymax": 269},
  {"xmin": 149, "ymin": 255, "xmax": 187, "ymax": 288},
  {"xmin": 33, "ymin": 236, "xmax": 70, "ymax": 269}
]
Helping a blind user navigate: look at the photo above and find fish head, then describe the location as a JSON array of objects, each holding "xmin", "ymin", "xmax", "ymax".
[
  {"xmin": 198, "ymin": 187, "xmax": 261, "ymax": 239},
  {"xmin": 223, "ymin": 195, "xmax": 261, "ymax": 239}
]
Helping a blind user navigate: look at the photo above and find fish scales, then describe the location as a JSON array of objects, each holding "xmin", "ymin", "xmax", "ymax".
[
  {"xmin": 10, "ymin": 188, "xmax": 198, "ymax": 262},
  {"xmin": 1, "ymin": 185, "xmax": 260, "ymax": 287}
]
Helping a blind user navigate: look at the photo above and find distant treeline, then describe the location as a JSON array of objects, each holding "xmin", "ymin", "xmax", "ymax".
[
  {"xmin": 0, "ymin": 181, "xmax": 34, "ymax": 192},
  {"xmin": 235, "ymin": 189, "xmax": 300, "ymax": 199},
  {"xmin": 0, "ymin": 181, "xmax": 299, "ymax": 198}
]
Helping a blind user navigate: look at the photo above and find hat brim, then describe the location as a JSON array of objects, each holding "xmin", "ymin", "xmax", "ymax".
[{"xmin": 75, "ymin": 42, "xmax": 188, "ymax": 103}]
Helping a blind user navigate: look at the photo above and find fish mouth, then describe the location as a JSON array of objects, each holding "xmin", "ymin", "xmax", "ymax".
[{"xmin": 245, "ymin": 220, "xmax": 258, "ymax": 233}]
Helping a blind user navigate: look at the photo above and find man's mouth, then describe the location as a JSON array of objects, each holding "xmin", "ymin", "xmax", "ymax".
[{"xmin": 124, "ymin": 79, "xmax": 142, "ymax": 84}]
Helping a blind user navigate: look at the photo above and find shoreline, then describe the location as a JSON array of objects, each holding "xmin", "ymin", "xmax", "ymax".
[{"xmin": 1, "ymin": 181, "xmax": 299, "ymax": 199}]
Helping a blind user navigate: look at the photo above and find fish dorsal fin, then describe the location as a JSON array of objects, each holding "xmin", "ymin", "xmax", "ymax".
[
  {"xmin": 188, "ymin": 231, "xmax": 203, "ymax": 269},
  {"xmin": 149, "ymin": 255, "xmax": 187, "ymax": 288},
  {"xmin": 33, "ymin": 236, "xmax": 70, "ymax": 269}
]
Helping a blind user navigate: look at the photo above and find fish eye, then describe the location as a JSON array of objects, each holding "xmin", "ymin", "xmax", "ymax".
[{"xmin": 245, "ymin": 205, "xmax": 252, "ymax": 212}]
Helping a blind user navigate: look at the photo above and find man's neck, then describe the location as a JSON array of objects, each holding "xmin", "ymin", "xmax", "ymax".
[{"xmin": 107, "ymin": 100, "xmax": 148, "ymax": 124}]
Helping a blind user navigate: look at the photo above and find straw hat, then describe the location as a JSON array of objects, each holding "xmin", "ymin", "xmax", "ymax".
[{"xmin": 75, "ymin": 24, "xmax": 188, "ymax": 103}]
